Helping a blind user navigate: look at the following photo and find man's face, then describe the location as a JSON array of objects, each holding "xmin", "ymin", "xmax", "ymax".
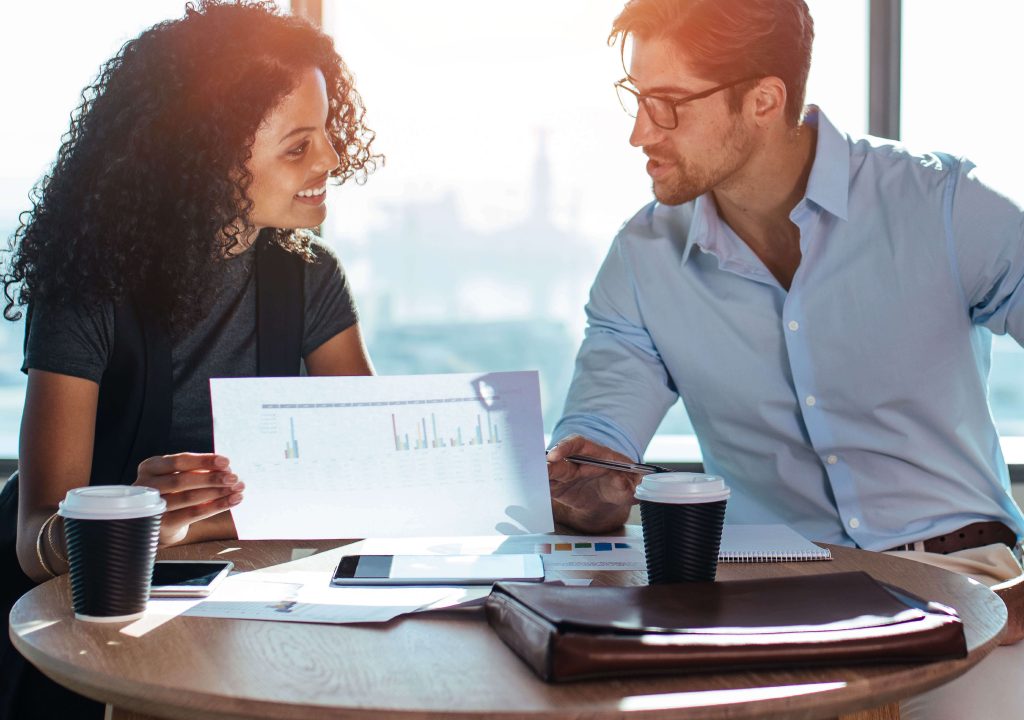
[{"xmin": 627, "ymin": 36, "xmax": 755, "ymax": 206}]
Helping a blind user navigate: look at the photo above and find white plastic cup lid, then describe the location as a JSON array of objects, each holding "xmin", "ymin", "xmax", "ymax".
[
  {"xmin": 59, "ymin": 486, "xmax": 167, "ymax": 520},
  {"xmin": 634, "ymin": 472, "xmax": 730, "ymax": 504}
]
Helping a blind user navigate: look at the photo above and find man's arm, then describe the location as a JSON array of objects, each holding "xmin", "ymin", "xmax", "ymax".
[
  {"xmin": 552, "ymin": 237, "xmax": 680, "ymax": 455},
  {"xmin": 948, "ymin": 158, "xmax": 1024, "ymax": 341},
  {"xmin": 549, "ymin": 235, "xmax": 680, "ymax": 532}
]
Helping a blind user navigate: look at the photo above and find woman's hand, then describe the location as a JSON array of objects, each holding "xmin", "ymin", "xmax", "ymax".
[
  {"xmin": 133, "ymin": 453, "xmax": 244, "ymax": 547},
  {"xmin": 546, "ymin": 435, "xmax": 638, "ymax": 534}
]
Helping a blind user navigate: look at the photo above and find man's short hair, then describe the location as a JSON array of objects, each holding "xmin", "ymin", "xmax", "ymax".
[{"xmin": 610, "ymin": 0, "xmax": 815, "ymax": 127}]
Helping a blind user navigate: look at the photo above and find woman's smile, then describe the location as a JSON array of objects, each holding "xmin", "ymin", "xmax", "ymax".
[{"xmin": 294, "ymin": 183, "xmax": 327, "ymax": 205}]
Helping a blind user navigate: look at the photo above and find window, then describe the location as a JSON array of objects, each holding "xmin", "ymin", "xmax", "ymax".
[
  {"xmin": 325, "ymin": 1, "xmax": 651, "ymax": 436},
  {"xmin": 902, "ymin": 0, "xmax": 1024, "ymax": 454}
]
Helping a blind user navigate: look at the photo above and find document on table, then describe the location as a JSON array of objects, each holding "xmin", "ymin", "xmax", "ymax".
[
  {"xmin": 180, "ymin": 572, "xmax": 470, "ymax": 625},
  {"xmin": 349, "ymin": 534, "xmax": 647, "ymax": 571},
  {"xmin": 211, "ymin": 372, "xmax": 554, "ymax": 539},
  {"xmin": 337, "ymin": 524, "xmax": 830, "ymax": 573}
]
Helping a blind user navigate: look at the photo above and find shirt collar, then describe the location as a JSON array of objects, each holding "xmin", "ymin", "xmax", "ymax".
[
  {"xmin": 680, "ymin": 194, "xmax": 715, "ymax": 263},
  {"xmin": 681, "ymin": 105, "xmax": 851, "ymax": 264},
  {"xmin": 802, "ymin": 106, "xmax": 850, "ymax": 221}
]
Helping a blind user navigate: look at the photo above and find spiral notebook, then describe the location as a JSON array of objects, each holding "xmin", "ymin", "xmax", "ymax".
[{"xmin": 719, "ymin": 524, "xmax": 832, "ymax": 562}]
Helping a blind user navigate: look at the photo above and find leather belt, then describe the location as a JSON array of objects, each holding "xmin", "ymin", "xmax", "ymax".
[{"xmin": 887, "ymin": 521, "xmax": 1018, "ymax": 554}]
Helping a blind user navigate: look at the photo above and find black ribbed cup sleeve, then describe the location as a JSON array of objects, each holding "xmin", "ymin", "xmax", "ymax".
[
  {"xmin": 639, "ymin": 500, "xmax": 727, "ymax": 584},
  {"xmin": 64, "ymin": 514, "xmax": 162, "ymax": 618}
]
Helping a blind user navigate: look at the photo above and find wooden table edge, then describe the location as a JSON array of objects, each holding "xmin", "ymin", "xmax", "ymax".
[
  {"xmin": 10, "ymin": 645, "xmax": 1004, "ymax": 720},
  {"xmin": 9, "ymin": 540, "xmax": 1010, "ymax": 720}
]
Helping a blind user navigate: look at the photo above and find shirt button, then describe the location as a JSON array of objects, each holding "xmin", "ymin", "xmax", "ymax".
[
  {"xmin": 849, "ymin": 518, "xmax": 860, "ymax": 529},
  {"xmin": 788, "ymin": 320, "xmax": 799, "ymax": 331},
  {"xmin": 826, "ymin": 455, "xmax": 838, "ymax": 465},
  {"xmin": 805, "ymin": 395, "xmax": 816, "ymax": 407}
]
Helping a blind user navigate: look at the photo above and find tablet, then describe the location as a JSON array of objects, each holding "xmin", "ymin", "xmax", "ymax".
[{"xmin": 331, "ymin": 554, "xmax": 544, "ymax": 586}]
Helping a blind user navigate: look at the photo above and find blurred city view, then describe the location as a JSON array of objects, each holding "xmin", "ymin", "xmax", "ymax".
[{"xmin": 337, "ymin": 134, "xmax": 638, "ymax": 432}]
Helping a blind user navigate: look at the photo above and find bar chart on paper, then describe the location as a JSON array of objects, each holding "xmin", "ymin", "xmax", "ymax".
[
  {"xmin": 211, "ymin": 372, "xmax": 553, "ymax": 539},
  {"xmin": 391, "ymin": 404, "xmax": 503, "ymax": 451},
  {"xmin": 283, "ymin": 417, "xmax": 300, "ymax": 459}
]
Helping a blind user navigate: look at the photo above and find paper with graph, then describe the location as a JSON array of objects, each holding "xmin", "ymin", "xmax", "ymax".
[{"xmin": 211, "ymin": 372, "xmax": 553, "ymax": 539}]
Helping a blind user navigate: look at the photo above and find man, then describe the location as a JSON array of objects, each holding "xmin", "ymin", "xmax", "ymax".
[{"xmin": 546, "ymin": 0, "xmax": 1024, "ymax": 716}]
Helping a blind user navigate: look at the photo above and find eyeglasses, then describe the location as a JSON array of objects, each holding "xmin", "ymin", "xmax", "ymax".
[{"xmin": 614, "ymin": 76, "xmax": 762, "ymax": 130}]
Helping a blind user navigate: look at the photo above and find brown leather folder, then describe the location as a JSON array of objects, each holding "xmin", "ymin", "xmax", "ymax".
[{"xmin": 485, "ymin": 571, "xmax": 967, "ymax": 682}]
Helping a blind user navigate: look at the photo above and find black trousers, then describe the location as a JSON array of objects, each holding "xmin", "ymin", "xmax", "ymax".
[
  {"xmin": 1, "ymin": 477, "xmax": 102, "ymax": 720},
  {"xmin": 1, "ymin": 645, "xmax": 103, "ymax": 720}
]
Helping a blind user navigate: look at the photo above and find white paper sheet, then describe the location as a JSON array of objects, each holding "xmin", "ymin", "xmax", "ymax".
[
  {"xmin": 181, "ymin": 572, "xmax": 463, "ymax": 624},
  {"xmin": 210, "ymin": 372, "xmax": 554, "ymax": 539}
]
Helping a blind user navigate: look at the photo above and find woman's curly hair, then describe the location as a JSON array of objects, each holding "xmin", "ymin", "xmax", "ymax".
[{"xmin": 2, "ymin": 0, "xmax": 379, "ymax": 329}]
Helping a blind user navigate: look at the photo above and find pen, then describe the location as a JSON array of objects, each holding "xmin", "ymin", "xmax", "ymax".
[{"xmin": 561, "ymin": 454, "xmax": 672, "ymax": 475}]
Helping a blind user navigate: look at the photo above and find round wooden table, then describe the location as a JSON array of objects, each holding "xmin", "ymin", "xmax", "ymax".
[{"xmin": 9, "ymin": 534, "xmax": 1007, "ymax": 720}]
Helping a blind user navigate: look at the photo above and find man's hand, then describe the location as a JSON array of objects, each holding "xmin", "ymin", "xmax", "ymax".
[
  {"xmin": 134, "ymin": 453, "xmax": 244, "ymax": 546},
  {"xmin": 546, "ymin": 435, "xmax": 639, "ymax": 534}
]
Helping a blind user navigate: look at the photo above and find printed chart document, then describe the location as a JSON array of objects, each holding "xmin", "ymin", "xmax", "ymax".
[{"xmin": 211, "ymin": 372, "xmax": 554, "ymax": 539}]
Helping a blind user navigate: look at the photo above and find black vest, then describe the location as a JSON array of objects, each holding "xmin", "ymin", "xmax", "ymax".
[
  {"xmin": 1, "ymin": 235, "xmax": 304, "ymax": 606},
  {"xmin": 91, "ymin": 237, "xmax": 305, "ymax": 485}
]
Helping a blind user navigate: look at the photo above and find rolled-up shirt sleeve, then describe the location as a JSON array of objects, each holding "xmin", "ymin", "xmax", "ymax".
[
  {"xmin": 551, "ymin": 234, "xmax": 679, "ymax": 460},
  {"xmin": 948, "ymin": 158, "xmax": 1024, "ymax": 343}
]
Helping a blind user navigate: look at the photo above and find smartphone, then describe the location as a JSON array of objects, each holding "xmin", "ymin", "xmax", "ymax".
[
  {"xmin": 150, "ymin": 560, "xmax": 233, "ymax": 597},
  {"xmin": 331, "ymin": 554, "xmax": 544, "ymax": 586}
]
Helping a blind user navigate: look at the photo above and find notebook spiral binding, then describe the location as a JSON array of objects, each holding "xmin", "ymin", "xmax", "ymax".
[
  {"xmin": 716, "ymin": 525, "xmax": 833, "ymax": 563},
  {"xmin": 719, "ymin": 549, "xmax": 830, "ymax": 563}
]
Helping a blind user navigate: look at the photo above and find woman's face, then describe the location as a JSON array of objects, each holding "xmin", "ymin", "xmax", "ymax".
[{"xmin": 246, "ymin": 66, "xmax": 340, "ymax": 233}]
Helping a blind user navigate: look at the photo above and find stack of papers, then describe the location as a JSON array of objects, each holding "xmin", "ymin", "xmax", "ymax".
[
  {"xmin": 128, "ymin": 526, "xmax": 824, "ymax": 630},
  {"xmin": 133, "ymin": 533, "xmax": 628, "ymax": 629}
]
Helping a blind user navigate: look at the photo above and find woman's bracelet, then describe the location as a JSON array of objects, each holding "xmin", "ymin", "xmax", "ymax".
[
  {"xmin": 35, "ymin": 514, "xmax": 58, "ymax": 578},
  {"xmin": 46, "ymin": 512, "xmax": 67, "ymax": 565}
]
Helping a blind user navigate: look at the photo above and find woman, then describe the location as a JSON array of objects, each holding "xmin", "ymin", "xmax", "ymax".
[{"xmin": 0, "ymin": 2, "xmax": 378, "ymax": 716}]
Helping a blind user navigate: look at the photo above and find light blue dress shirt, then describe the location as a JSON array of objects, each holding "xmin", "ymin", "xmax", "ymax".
[{"xmin": 552, "ymin": 108, "xmax": 1024, "ymax": 549}]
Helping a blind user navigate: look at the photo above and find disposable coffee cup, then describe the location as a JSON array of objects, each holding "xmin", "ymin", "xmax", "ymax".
[
  {"xmin": 58, "ymin": 486, "xmax": 166, "ymax": 622},
  {"xmin": 635, "ymin": 472, "xmax": 729, "ymax": 584}
]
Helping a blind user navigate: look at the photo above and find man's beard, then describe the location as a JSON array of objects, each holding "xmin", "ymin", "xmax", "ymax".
[
  {"xmin": 651, "ymin": 157, "xmax": 718, "ymax": 206},
  {"xmin": 649, "ymin": 120, "xmax": 752, "ymax": 206}
]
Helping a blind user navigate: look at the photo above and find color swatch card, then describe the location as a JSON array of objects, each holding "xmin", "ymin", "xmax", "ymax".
[
  {"xmin": 211, "ymin": 372, "xmax": 554, "ymax": 539},
  {"xmin": 527, "ymin": 539, "xmax": 643, "ymax": 570}
]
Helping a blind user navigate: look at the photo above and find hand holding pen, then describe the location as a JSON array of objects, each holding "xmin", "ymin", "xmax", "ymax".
[{"xmin": 546, "ymin": 435, "xmax": 658, "ymax": 533}]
